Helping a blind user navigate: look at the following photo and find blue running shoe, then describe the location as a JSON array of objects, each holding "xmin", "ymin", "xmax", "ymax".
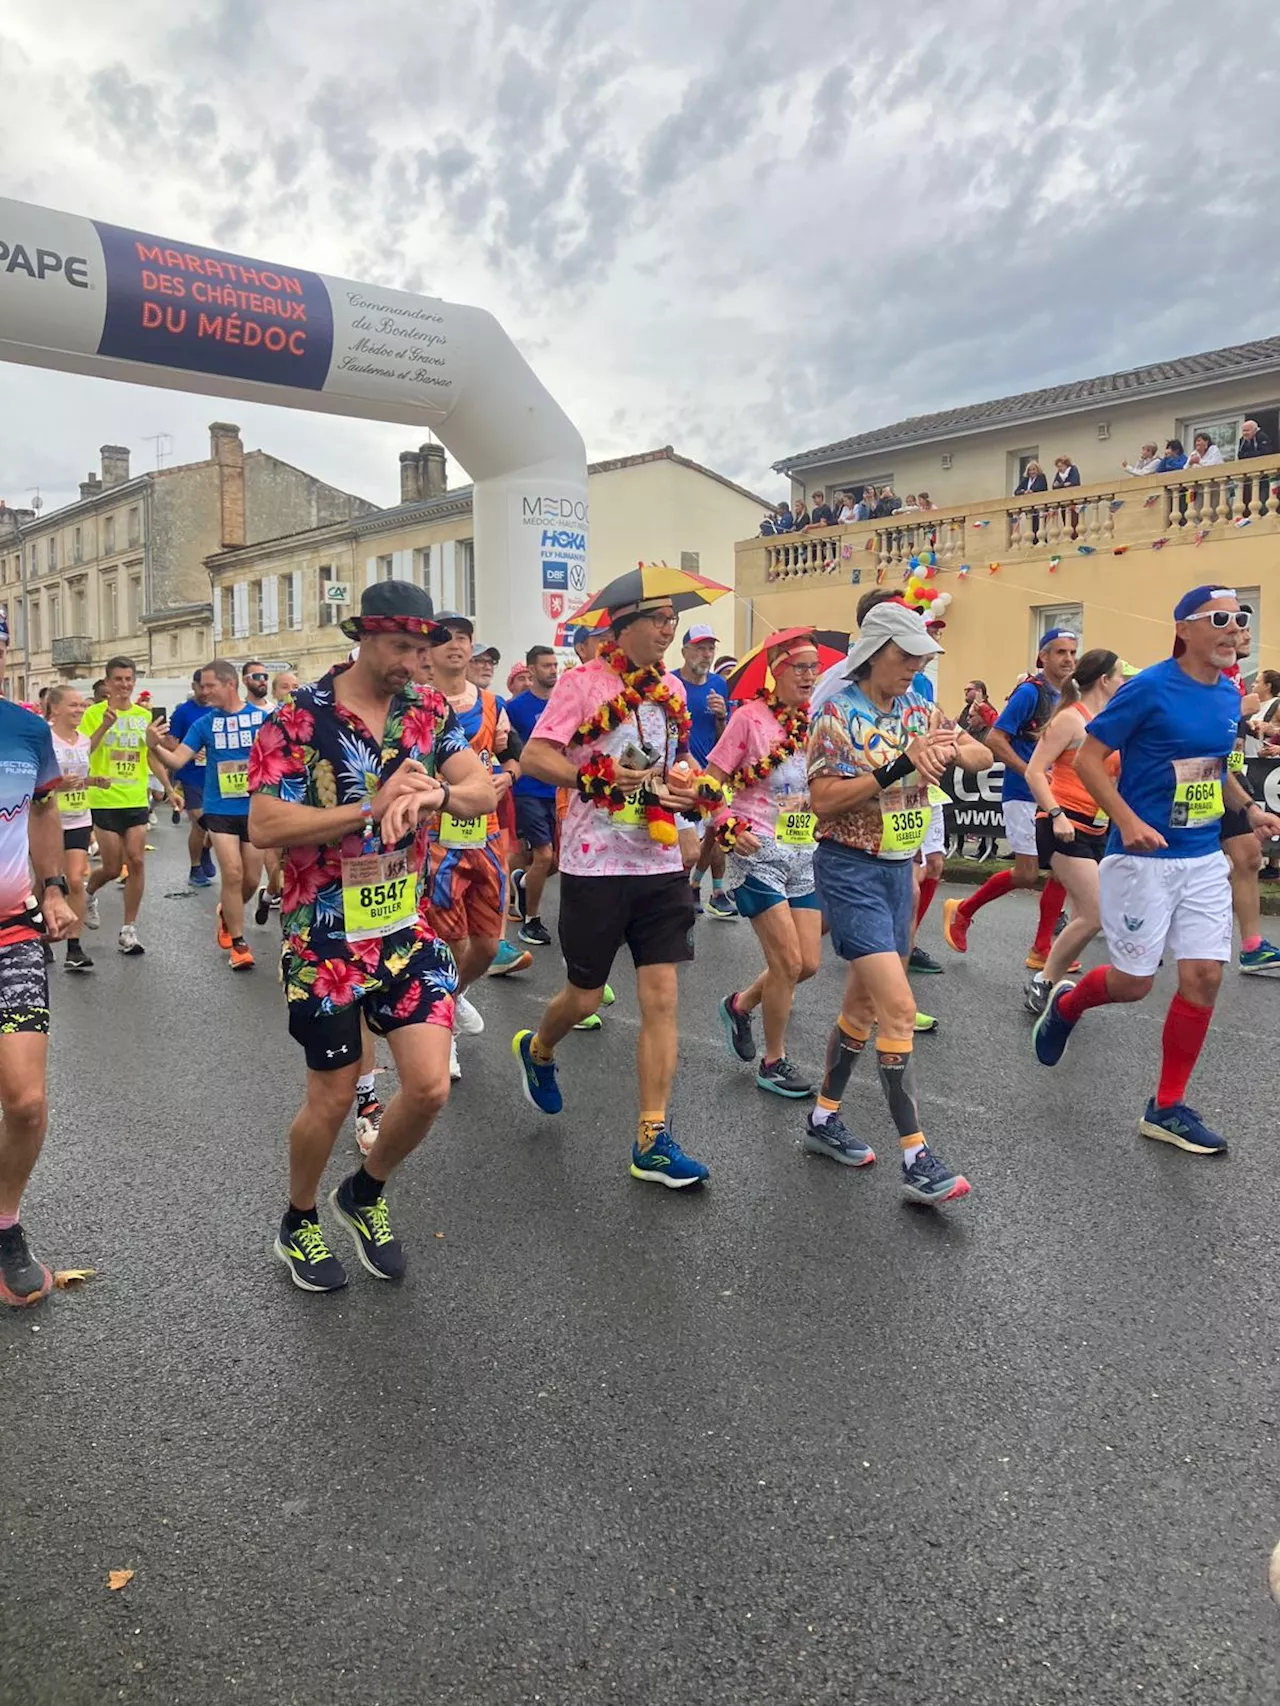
[
  {"xmin": 1239, "ymin": 939, "xmax": 1280, "ymax": 976},
  {"xmin": 803, "ymin": 1112, "xmax": 875, "ymax": 1167},
  {"xmin": 600, "ymin": 983, "xmax": 616, "ymax": 1007},
  {"xmin": 1033, "ymin": 978, "xmax": 1077, "ymax": 1066},
  {"xmin": 705, "ymin": 889, "xmax": 738, "ymax": 920},
  {"xmin": 487, "ymin": 940, "xmax": 533, "ymax": 976},
  {"xmin": 200, "ymin": 850, "xmax": 216, "ymax": 880},
  {"xmin": 512, "ymin": 1029, "xmax": 562, "ymax": 1115},
  {"xmin": 188, "ymin": 866, "xmax": 213, "ymax": 888},
  {"xmin": 901, "ymin": 1145, "xmax": 971, "ymax": 1206},
  {"xmin": 690, "ymin": 882, "xmax": 704, "ymax": 916},
  {"xmin": 1138, "ymin": 1100, "xmax": 1227, "ymax": 1155},
  {"xmin": 629, "ymin": 1125, "xmax": 709, "ymax": 1188}
]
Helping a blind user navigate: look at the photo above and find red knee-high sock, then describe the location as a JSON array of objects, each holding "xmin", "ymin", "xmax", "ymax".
[
  {"xmin": 1155, "ymin": 993, "xmax": 1214, "ymax": 1108},
  {"xmin": 916, "ymin": 875, "xmax": 939, "ymax": 925},
  {"xmin": 1032, "ymin": 878, "xmax": 1067, "ymax": 956},
  {"xmin": 1057, "ymin": 964, "xmax": 1115, "ymax": 1024},
  {"xmin": 959, "ymin": 867, "xmax": 1014, "ymax": 920}
]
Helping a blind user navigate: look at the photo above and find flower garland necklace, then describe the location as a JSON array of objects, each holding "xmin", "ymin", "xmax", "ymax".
[
  {"xmin": 569, "ymin": 640, "xmax": 692, "ymax": 749},
  {"xmin": 721, "ymin": 691, "xmax": 809, "ymax": 793}
]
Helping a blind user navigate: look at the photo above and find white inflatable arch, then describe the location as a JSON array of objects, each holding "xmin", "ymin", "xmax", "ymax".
[{"xmin": 0, "ymin": 196, "xmax": 587, "ymax": 661}]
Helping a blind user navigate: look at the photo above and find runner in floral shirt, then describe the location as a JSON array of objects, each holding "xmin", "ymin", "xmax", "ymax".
[{"xmin": 249, "ymin": 581, "xmax": 494, "ymax": 1294}]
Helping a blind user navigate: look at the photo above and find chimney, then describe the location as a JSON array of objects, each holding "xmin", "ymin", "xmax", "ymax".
[
  {"xmin": 100, "ymin": 445, "xmax": 130, "ymax": 488},
  {"xmin": 399, "ymin": 451, "xmax": 423, "ymax": 505},
  {"xmin": 420, "ymin": 442, "xmax": 447, "ymax": 500},
  {"xmin": 79, "ymin": 473, "xmax": 103, "ymax": 502},
  {"xmin": 209, "ymin": 422, "xmax": 246, "ymax": 548}
]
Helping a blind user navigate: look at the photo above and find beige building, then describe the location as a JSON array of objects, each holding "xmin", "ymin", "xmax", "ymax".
[
  {"xmin": 0, "ymin": 426, "xmax": 375, "ymax": 702},
  {"xmin": 207, "ymin": 445, "xmax": 769, "ymax": 678},
  {"xmin": 775, "ymin": 336, "xmax": 1280, "ymax": 514}
]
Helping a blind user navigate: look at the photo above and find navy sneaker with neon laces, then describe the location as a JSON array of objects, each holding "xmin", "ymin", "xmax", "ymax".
[
  {"xmin": 1239, "ymin": 940, "xmax": 1280, "ymax": 975},
  {"xmin": 1033, "ymin": 979, "xmax": 1077, "ymax": 1066},
  {"xmin": 719, "ymin": 992, "xmax": 756, "ymax": 1062},
  {"xmin": 803, "ymin": 1112, "xmax": 875, "ymax": 1167},
  {"xmin": 706, "ymin": 889, "xmax": 738, "ymax": 920},
  {"xmin": 629, "ymin": 1124, "xmax": 709, "ymax": 1188},
  {"xmin": 756, "ymin": 1057, "xmax": 814, "ymax": 1098},
  {"xmin": 901, "ymin": 1145, "xmax": 971, "ymax": 1206},
  {"xmin": 330, "ymin": 1176, "xmax": 406, "ymax": 1279},
  {"xmin": 1138, "ymin": 1100, "xmax": 1228, "ymax": 1155},
  {"xmin": 273, "ymin": 1215, "xmax": 348, "ymax": 1293},
  {"xmin": 513, "ymin": 1029, "xmax": 562, "ymax": 1114}
]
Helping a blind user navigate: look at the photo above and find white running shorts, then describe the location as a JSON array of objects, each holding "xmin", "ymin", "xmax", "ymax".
[
  {"xmin": 921, "ymin": 802, "xmax": 947, "ymax": 858},
  {"xmin": 1002, "ymin": 798, "xmax": 1038, "ymax": 857},
  {"xmin": 1099, "ymin": 851, "xmax": 1232, "ymax": 978}
]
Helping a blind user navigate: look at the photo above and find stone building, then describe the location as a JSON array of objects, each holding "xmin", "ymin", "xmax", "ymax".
[{"xmin": 0, "ymin": 425, "xmax": 376, "ymax": 701}]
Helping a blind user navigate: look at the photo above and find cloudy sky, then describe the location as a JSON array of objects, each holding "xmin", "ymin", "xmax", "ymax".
[{"xmin": 1, "ymin": 0, "xmax": 1276, "ymax": 517}]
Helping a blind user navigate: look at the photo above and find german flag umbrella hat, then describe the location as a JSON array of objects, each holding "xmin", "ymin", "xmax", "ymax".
[
  {"xmin": 572, "ymin": 561, "xmax": 731, "ymax": 627},
  {"xmin": 726, "ymin": 627, "xmax": 849, "ymax": 699}
]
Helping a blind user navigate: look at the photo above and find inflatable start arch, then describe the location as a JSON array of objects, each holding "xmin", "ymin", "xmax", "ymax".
[{"xmin": 0, "ymin": 196, "xmax": 588, "ymax": 661}]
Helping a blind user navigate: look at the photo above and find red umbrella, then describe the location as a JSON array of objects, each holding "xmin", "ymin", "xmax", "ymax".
[{"xmin": 726, "ymin": 627, "xmax": 849, "ymax": 700}]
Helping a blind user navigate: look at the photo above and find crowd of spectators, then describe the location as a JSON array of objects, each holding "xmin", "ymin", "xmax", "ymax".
[{"xmin": 760, "ymin": 485, "xmax": 937, "ymax": 535}]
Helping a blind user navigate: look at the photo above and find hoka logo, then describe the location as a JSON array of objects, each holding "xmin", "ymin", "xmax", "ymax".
[{"xmin": 1124, "ymin": 915, "xmax": 1144, "ymax": 932}]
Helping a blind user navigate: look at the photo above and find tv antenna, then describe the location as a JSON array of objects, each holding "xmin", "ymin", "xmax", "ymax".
[{"xmin": 144, "ymin": 432, "xmax": 173, "ymax": 470}]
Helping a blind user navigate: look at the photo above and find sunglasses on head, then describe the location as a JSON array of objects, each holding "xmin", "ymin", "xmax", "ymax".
[{"xmin": 1183, "ymin": 610, "xmax": 1251, "ymax": 629}]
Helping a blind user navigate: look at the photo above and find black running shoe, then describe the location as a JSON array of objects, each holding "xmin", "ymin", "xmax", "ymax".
[
  {"xmin": 718, "ymin": 993, "xmax": 756, "ymax": 1062},
  {"xmin": 0, "ymin": 1223, "xmax": 52, "ymax": 1307},
  {"xmin": 64, "ymin": 942, "xmax": 94, "ymax": 973},
  {"xmin": 518, "ymin": 916, "xmax": 552, "ymax": 947},
  {"xmin": 908, "ymin": 945, "xmax": 943, "ymax": 974},
  {"xmin": 254, "ymin": 888, "xmax": 272, "ymax": 927},
  {"xmin": 273, "ymin": 1216, "xmax": 348, "ymax": 1292},
  {"xmin": 330, "ymin": 1177, "xmax": 406, "ymax": 1280}
]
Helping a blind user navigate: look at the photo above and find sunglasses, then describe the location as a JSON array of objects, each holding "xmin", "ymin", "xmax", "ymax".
[
  {"xmin": 245, "ymin": 673, "xmax": 268, "ymax": 683},
  {"xmin": 1183, "ymin": 610, "xmax": 1251, "ymax": 629}
]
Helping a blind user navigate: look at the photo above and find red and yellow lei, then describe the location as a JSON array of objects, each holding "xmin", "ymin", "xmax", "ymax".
[{"xmin": 570, "ymin": 641, "xmax": 692, "ymax": 749}]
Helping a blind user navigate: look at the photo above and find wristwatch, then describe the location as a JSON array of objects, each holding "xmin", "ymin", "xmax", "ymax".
[
  {"xmin": 1048, "ymin": 807, "xmax": 1064, "ymax": 820},
  {"xmin": 42, "ymin": 874, "xmax": 69, "ymax": 897}
]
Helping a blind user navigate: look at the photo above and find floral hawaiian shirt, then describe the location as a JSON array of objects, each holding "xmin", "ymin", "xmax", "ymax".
[{"xmin": 248, "ymin": 662, "xmax": 470, "ymax": 1010}]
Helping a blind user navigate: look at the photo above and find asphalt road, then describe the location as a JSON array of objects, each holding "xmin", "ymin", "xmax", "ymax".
[{"xmin": 3, "ymin": 827, "xmax": 1278, "ymax": 1706}]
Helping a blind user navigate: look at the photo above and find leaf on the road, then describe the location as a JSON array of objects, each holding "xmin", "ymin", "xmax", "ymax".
[
  {"xmin": 53, "ymin": 1268, "xmax": 97, "ymax": 1288},
  {"xmin": 107, "ymin": 1570, "xmax": 134, "ymax": 1591}
]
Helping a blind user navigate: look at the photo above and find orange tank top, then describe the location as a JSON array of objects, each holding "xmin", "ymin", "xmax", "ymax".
[{"xmin": 1046, "ymin": 704, "xmax": 1117, "ymax": 828}]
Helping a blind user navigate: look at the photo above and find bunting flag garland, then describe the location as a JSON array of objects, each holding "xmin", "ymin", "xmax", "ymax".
[
  {"xmin": 1048, "ymin": 555, "xmax": 1061, "ymax": 572},
  {"xmin": 957, "ymin": 565, "xmax": 971, "ymax": 578},
  {"xmin": 1109, "ymin": 499, "xmax": 1125, "ymax": 512},
  {"xmin": 972, "ymin": 518, "xmax": 991, "ymax": 529},
  {"xmin": 1233, "ymin": 516, "xmax": 1252, "ymax": 529},
  {"xmin": 865, "ymin": 537, "xmax": 877, "ymax": 551},
  {"xmin": 875, "ymin": 566, "xmax": 886, "ymax": 584},
  {"xmin": 1077, "ymin": 545, "xmax": 1096, "ymax": 555},
  {"xmin": 988, "ymin": 561, "xmax": 1001, "ymax": 574},
  {"xmin": 1113, "ymin": 545, "xmax": 1129, "ymax": 555},
  {"xmin": 1143, "ymin": 493, "xmax": 1160, "ymax": 507},
  {"xmin": 1150, "ymin": 537, "xmax": 1167, "ymax": 550},
  {"xmin": 1194, "ymin": 528, "xmax": 1208, "ymax": 545}
]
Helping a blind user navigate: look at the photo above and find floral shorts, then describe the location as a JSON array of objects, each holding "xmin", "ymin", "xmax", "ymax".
[
  {"xmin": 282, "ymin": 932, "xmax": 458, "ymax": 1073},
  {"xmin": 0, "ymin": 940, "xmax": 50, "ymax": 1036}
]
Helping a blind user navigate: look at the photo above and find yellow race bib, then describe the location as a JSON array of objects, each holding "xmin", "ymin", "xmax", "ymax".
[
  {"xmin": 217, "ymin": 759, "xmax": 249, "ymax": 799},
  {"xmin": 59, "ymin": 788, "xmax": 89, "ymax": 816},
  {"xmin": 1228, "ymin": 749, "xmax": 1246, "ymax": 773},
  {"xmin": 615, "ymin": 789, "xmax": 646, "ymax": 827},
  {"xmin": 439, "ymin": 812, "xmax": 486, "ymax": 846},
  {"xmin": 1170, "ymin": 758, "xmax": 1224, "ymax": 828},
  {"xmin": 774, "ymin": 793, "xmax": 816, "ymax": 845},
  {"xmin": 879, "ymin": 783, "xmax": 932, "ymax": 854},
  {"xmin": 340, "ymin": 850, "xmax": 417, "ymax": 941}
]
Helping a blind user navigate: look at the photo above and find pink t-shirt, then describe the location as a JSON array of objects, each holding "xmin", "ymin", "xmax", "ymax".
[
  {"xmin": 707, "ymin": 699, "xmax": 810, "ymax": 837},
  {"xmin": 533, "ymin": 656, "xmax": 688, "ymax": 876}
]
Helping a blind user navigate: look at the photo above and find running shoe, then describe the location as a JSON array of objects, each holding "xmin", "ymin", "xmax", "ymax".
[
  {"xmin": 518, "ymin": 917, "xmax": 552, "ymax": 947},
  {"xmin": 200, "ymin": 850, "xmax": 216, "ymax": 880},
  {"xmin": 487, "ymin": 940, "xmax": 533, "ymax": 976},
  {"xmin": 803, "ymin": 1112, "xmax": 875, "ymax": 1167},
  {"xmin": 42, "ymin": 942, "xmax": 53, "ymax": 967},
  {"xmin": 254, "ymin": 888, "xmax": 272, "ymax": 926},
  {"xmin": 1024, "ymin": 972, "xmax": 1051, "ymax": 1017},
  {"xmin": 117, "ymin": 924, "xmax": 144, "ymax": 956},
  {"xmin": 188, "ymin": 866, "xmax": 213, "ymax": 889},
  {"xmin": 509, "ymin": 868, "xmax": 527, "ymax": 921},
  {"xmin": 601, "ymin": 983, "xmax": 616, "ymax": 1006},
  {"xmin": 84, "ymin": 895, "xmax": 100, "ymax": 930},
  {"xmin": 229, "ymin": 939, "xmax": 255, "ymax": 971},
  {"xmin": 267, "ymin": 892, "xmax": 281, "ymax": 911},
  {"xmin": 355, "ymin": 1095, "xmax": 382, "ymax": 1158},
  {"xmin": 690, "ymin": 883, "xmax": 704, "ymax": 915},
  {"xmin": 1239, "ymin": 939, "xmax": 1280, "ymax": 976},
  {"xmin": 148, "ymin": 810, "xmax": 157, "ymax": 828},
  {"xmin": 512, "ymin": 1029, "xmax": 562, "ymax": 1114},
  {"xmin": 1026, "ymin": 948, "xmax": 1082, "ymax": 973},
  {"xmin": 1138, "ymin": 1101, "xmax": 1228, "ymax": 1156},
  {"xmin": 273, "ymin": 1215, "xmax": 348, "ymax": 1292},
  {"xmin": 0, "ymin": 1223, "xmax": 52, "ymax": 1307},
  {"xmin": 330, "ymin": 1176, "xmax": 407, "ymax": 1280},
  {"xmin": 573, "ymin": 1013, "xmax": 603, "ymax": 1031},
  {"xmin": 215, "ymin": 906, "xmax": 233, "ymax": 950},
  {"xmin": 454, "ymin": 994, "xmax": 484, "ymax": 1035},
  {"xmin": 757, "ymin": 1057, "xmax": 815, "ymax": 1098},
  {"xmin": 908, "ymin": 945, "xmax": 944, "ymax": 973},
  {"xmin": 901, "ymin": 1145, "xmax": 971, "ymax": 1206},
  {"xmin": 1033, "ymin": 978, "xmax": 1077, "ymax": 1067},
  {"xmin": 629, "ymin": 1124, "xmax": 709, "ymax": 1188},
  {"xmin": 942, "ymin": 897, "xmax": 970, "ymax": 953},
  {"xmin": 64, "ymin": 942, "xmax": 94, "ymax": 973},
  {"xmin": 171, "ymin": 805, "xmax": 182, "ymax": 825},
  {"xmin": 913, "ymin": 1011, "xmax": 939, "ymax": 1034},
  {"xmin": 449, "ymin": 1036, "xmax": 461, "ymax": 1081},
  {"xmin": 719, "ymin": 992, "xmax": 756, "ymax": 1063},
  {"xmin": 705, "ymin": 890, "xmax": 738, "ymax": 920}
]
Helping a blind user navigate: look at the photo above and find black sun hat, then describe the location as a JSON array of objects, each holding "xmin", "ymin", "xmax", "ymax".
[{"xmin": 340, "ymin": 579, "xmax": 451, "ymax": 643}]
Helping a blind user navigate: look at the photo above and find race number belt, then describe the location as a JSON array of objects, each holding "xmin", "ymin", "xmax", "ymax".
[
  {"xmin": 59, "ymin": 788, "xmax": 89, "ymax": 816},
  {"xmin": 340, "ymin": 849, "xmax": 417, "ymax": 941},
  {"xmin": 439, "ymin": 811, "xmax": 486, "ymax": 846},
  {"xmin": 217, "ymin": 759, "xmax": 249, "ymax": 799},
  {"xmin": 879, "ymin": 782, "xmax": 931, "ymax": 854},
  {"xmin": 1170, "ymin": 758, "xmax": 1224, "ymax": 828}
]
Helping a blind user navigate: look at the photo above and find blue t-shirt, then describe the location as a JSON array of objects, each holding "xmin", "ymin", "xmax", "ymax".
[
  {"xmin": 993, "ymin": 677, "xmax": 1057, "ymax": 803},
  {"xmin": 911, "ymin": 672, "xmax": 935, "ymax": 703},
  {"xmin": 507, "ymin": 690, "xmax": 556, "ymax": 798},
  {"xmin": 183, "ymin": 704, "xmax": 267, "ymax": 817},
  {"xmin": 679, "ymin": 672, "xmax": 730, "ymax": 765},
  {"xmin": 1086, "ymin": 657, "xmax": 1241, "ymax": 860},
  {"xmin": 0, "ymin": 702, "xmax": 59, "ymax": 938},
  {"xmin": 167, "ymin": 697, "xmax": 208, "ymax": 792}
]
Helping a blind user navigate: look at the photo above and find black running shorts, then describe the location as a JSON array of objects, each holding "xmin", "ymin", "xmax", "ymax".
[{"xmin": 558, "ymin": 870, "xmax": 695, "ymax": 990}]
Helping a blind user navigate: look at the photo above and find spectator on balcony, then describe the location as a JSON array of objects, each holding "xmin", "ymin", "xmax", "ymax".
[
  {"xmin": 791, "ymin": 497, "xmax": 811, "ymax": 530},
  {"xmin": 1051, "ymin": 456, "xmax": 1081, "ymax": 489},
  {"xmin": 1237, "ymin": 419, "xmax": 1271, "ymax": 459},
  {"xmin": 805, "ymin": 490, "xmax": 835, "ymax": 528},
  {"xmin": 873, "ymin": 485, "xmax": 902, "ymax": 518},
  {"xmin": 851, "ymin": 490, "xmax": 875, "ymax": 522},
  {"xmin": 901, "ymin": 493, "xmax": 922, "ymax": 512},
  {"xmin": 835, "ymin": 491, "xmax": 858, "ymax": 523},
  {"xmin": 1186, "ymin": 433, "xmax": 1224, "ymax": 468},
  {"xmin": 1153, "ymin": 439, "xmax": 1187, "ymax": 473},
  {"xmin": 1122, "ymin": 443, "xmax": 1161, "ymax": 476},
  {"xmin": 917, "ymin": 491, "xmax": 936, "ymax": 511},
  {"xmin": 774, "ymin": 501, "xmax": 795, "ymax": 532},
  {"xmin": 1014, "ymin": 462, "xmax": 1048, "ymax": 495}
]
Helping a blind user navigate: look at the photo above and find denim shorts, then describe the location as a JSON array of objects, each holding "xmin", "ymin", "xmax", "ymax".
[{"xmin": 814, "ymin": 840, "xmax": 915, "ymax": 961}]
